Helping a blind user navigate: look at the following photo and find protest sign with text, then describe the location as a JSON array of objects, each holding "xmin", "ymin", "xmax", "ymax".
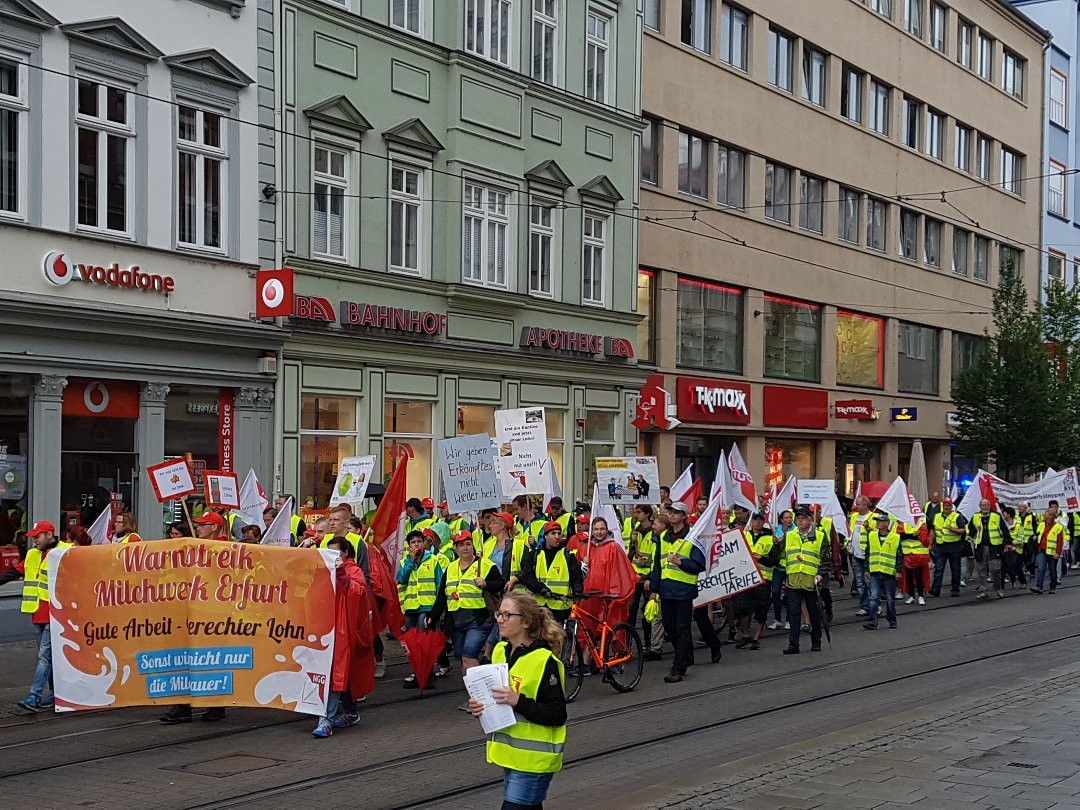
[
  {"xmin": 796, "ymin": 479, "xmax": 836, "ymax": 505},
  {"xmin": 329, "ymin": 456, "xmax": 376, "ymax": 506},
  {"xmin": 694, "ymin": 525, "xmax": 764, "ymax": 607},
  {"xmin": 494, "ymin": 408, "xmax": 550, "ymax": 496},
  {"xmin": 203, "ymin": 470, "xmax": 240, "ymax": 509},
  {"xmin": 438, "ymin": 434, "xmax": 501, "ymax": 513},
  {"xmin": 594, "ymin": 456, "xmax": 660, "ymax": 505},
  {"xmin": 146, "ymin": 459, "xmax": 197, "ymax": 502}
]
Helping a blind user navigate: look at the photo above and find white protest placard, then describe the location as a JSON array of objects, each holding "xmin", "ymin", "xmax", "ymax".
[
  {"xmin": 594, "ymin": 456, "xmax": 661, "ymax": 505},
  {"xmin": 796, "ymin": 479, "xmax": 836, "ymax": 505},
  {"xmin": 146, "ymin": 459, "xmax": 197, "ymax": 502},
  {"xmin": 329, "ymin": 456, "xmax": 376, "ymax": 506},
  {"xmin": 494, "ymin": 407, "xmax": 549, "ymax": 496},
  {"xmin": 438, "ymin": 434, "xmax": 501, "ymax": 513},
  {"xmin": 203, "ymin": 470, "xmax": 240, "ymax": 509},
  {"xmin": 694, "ymin": 526, "xmax": 764, "ymax": 608}
]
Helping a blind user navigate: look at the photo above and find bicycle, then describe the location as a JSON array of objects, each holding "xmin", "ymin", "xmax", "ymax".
[{"xmin": 559, "ymin": 591, "xmax": 643, "ymax": 702}]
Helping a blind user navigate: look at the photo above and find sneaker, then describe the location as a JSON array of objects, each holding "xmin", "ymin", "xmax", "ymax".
[
  {"xmin": 904, "ymin": 596, "xmax": 915, "ymax": 605},
  {"xmin": 783, "ymin": 621, "xmax": 790, "ymax": 630},
  {"xmin": 997, "ymin": 590, "xmax": 1005, "ymax": 599},
  {"xmin": 159, "ymin": 705, "xmax": 192, "ymax": 724},
  {"xmin": 643, "ymin": 649, "xmax": 662, "ymax": 661},
  {"xmin": 457, "ymin": 701, "xmax": 471, "ymax": 712},
  {"xmin": 855, "ymin": 609, "xmax": 868, "ymax": 617},
  {"xmin": 664, "ymin": 670, "xmax": 684, "ymax": 683},
  {"xmin": 878, "ymin": 607, "xmax": 884, "ymax": 616},
  {"xmin": 810, "ymin": 644, "xmax": 821, "ymax": 652},
  {"xmin": 38, "ymin": 695, "xmax": 55, "ymax": 710},
  {"xmin": 917, "ymin": 596, "xmax": 926, "ymax": 606},
  {"xmin": 782, "ymin": 646, "xmax": 799, "ymax": 655},
  {"xmin": 749, "ymin": 640, "xmax": 760, "ymax": 650},
  {"xmin": 16, "ymin": 697, "xmax": 42, "ymax": 713},
  {"xmin": 863, "ymin": 623, "xmax": 877, "ymax": 630},
  {"xmin": 1030, "ymin": 587, "xmax": 1043, "ymax": 594},
  {"xmin": 800, "ymin": 623, "xmax": 811, "ymax": 634},
  {"xmin": 950, "ymin": 591, "xmax": 960, "ymax": 597},
  {"xmin": 977, "ymin": 592, "xmax": 988, "ymax": 601},
  {"xmin": 374, "ymin": 661, "xmax": 386, "ymax": 679},
  {"xmin": 434, "ymin": 665, "xmax": 450, "ymax": 678},
  {"xmin": 403, "ymin": 674, "xmax": 418, "ymax": 689},
  {"xmin": 888, "ymin": 623, "xmax": 897, "ymax": 629},
  {"xmin": 331, "ymin": 712, "xmax": 360, "ymax": 729},
  {"xmin": 767, "ymin": 620, "xmax": 782, "ymax": 630},
  {"xmin": 1049, "ymin": 589, "xmax": 1056, "ymax": 594},
  {"xmin": 960, "ymin": 580, "xmax": 967, "ymax": 587},
  {"xmin": 312, "ymin": 723, "xmax": 333, "ymax": 738},
  {"xmin": 711, "ymin": 648, "xmax": 723, "ymax": 664},
  {"xmin": 202, "ymin": 707, "xmax": 226, "ymax": 722},
  {"xmin": 734, "ymin": 637, "xmax": 751, "ymax": 649}
]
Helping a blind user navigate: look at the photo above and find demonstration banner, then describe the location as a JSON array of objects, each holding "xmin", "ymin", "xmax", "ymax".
[
  {"xmin": 957, "ymin": 468, "xmax": 1080, "ymax": 517},
  {"xmin": 494, "ymin": 407, "xmax": 550, "ymax": 496},
  {"xmin": 48, "ymin": 539, "xmax": 337, "ymax": 715},
  {"xmin": 438, "ymin": 434, "xmax": 501, "ymax": 513},
  {"xmin": 594, "ymin": 456, "xmax": 660, "ymax": 505},
  {"xmin": 685, "ymin": 493, "xmax": 763, "ymax": 607},
  {"xmin": 329, "ymin": 456, "xmax": 376, "ymax": 507}
]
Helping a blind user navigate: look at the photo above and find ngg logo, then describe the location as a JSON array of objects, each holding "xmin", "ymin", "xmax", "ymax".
[{"xmin": 43, "ymin": 252, "xmax": 175, "ymax": 294}]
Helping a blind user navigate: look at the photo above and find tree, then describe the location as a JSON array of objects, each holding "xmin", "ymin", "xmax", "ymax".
[
  {"xmin": 951, "ymin": 261, "xmax": 1059, "ymax": 478},
  {"xmin": 1038, "ymin": 280, "xmax": 1080, "ymax": 468}
]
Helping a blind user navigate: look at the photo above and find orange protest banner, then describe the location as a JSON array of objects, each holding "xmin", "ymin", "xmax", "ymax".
[{"xmin": 48, "ymin": 538, "xmax": 337, "ymax": 715}]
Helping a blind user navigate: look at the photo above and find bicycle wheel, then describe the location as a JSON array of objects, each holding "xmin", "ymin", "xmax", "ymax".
[
  {"xmin": 559, "ymin": 623, "xmax": 585, "ymax": 702},
  {"xmin": 604, "ymin": 622, "xmax": 643, "ymax": 693}
]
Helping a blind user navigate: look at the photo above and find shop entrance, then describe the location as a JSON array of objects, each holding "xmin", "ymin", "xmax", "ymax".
[
  {"xmin": 60, "ymin": 415, "xmax": 137, "ymax": 527},
  {"xmin": 836, "ymin": 441, "xmax": 878, "ymax": 500},
  {"xmin": 676, "ymin": 435, "xmax": 727, "ymax": 501}
]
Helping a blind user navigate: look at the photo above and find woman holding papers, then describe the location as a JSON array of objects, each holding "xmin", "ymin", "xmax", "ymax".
[{"xmin": 469, "ymin": 591, "xmax": 567, "ymax": 810}]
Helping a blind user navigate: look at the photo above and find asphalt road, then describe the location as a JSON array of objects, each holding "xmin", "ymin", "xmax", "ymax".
[{"xmin": 0, "ymin": 579, "xmax": 1078, "ymax": 809}]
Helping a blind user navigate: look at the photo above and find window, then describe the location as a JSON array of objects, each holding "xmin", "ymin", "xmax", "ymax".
[
  {"xmin": 391, "ymin": 0, "xmax": 423, "ymax": 34},
  {"xmin": 768, "ymin": 29, "xmax": 793, "ymax": 92},
  {"xmin": 532, "ymin": 0, "xmax": 557, "ymax": 84},
  {"xmin": 897, "ymin": 323, "xmax": 939, "ymax": 395},
  {"xmin": 463, "ymin": 182, "xmax": 510, "ymax": 288},
  {"xmin": 384, "ymin": 401, "xmax": 433, "ymax": 502},
  {"xmin": 952, "ymin": 229, "xmax": 968, "ymax": 275},
  {"xmin": 1002, "ymin": 49, "xmax": 1024, "ymax": 99},
  {"xmin": 836, "ymin": 311, "xmax": 884, "ymax": 388},
  {"xmin": 1050, "ymin": 70, "xmax": 1067, "ymax": 128},
  {"xmin": 0, "ymin": 56, "xmax": 24, "ymax": 218},
  {"xmin": 543, "ymin": 410, "xmax": 567, "ymax": 493},
  {"xmin": 977, "ymin": 34, "xmax": 993, "ymax": 81},
  {"xmin": 999, "ymin": 244, "xmax": 1021, "ymax": 278},
  {"xmin": 1049, "ymin": 160, "xmax": 1067, "ymax": 217},
  {"xmin": 582, "ymin": 411, "xmax": 616, "ymax": 495},
  {"xmin": 466, "ymin": 0, "xmax": 512, "ymax": 65},
  {"xmin": 176, "ymin": 105, "xmax": 225, "ymax": 250},
  {"xmin": 677, "ymin": 277, "xmax": 743, "ymax": 372},
  {"xmin": 954, "ymin": 124, "xmax": 971, "ymax": 172},
  {"xmin": 678, "ymin": 130, "xmax": 708, "ymax": 198},
  {"xmin": 645, "ymin": 0, "xmax": 661, "ymax": 30},
  {"xmin": 763, "ymin": 296, "xmax": 821, "ymax": 382},
  {"xmin": 957, "ymin": 20, "xmax": 972, "ymax": 68},
  {"xmin": 867, "ymin": 197, "xmax": 886, "ymax": 251},
  {"xmin": 799, "ymin": 174, "xmax": 823, "ymax": 233},
  {"xmin": 925, "ymin": 109, "xmax": 943, "ymax": 159},
  {"xmin": 717, "ymin": 144, "xmax": 745, "ymax": 209},
  {"xmin": 641, "ymin": 117, "xmax": 659, "ymax": 185},
  {"xmin": 637, "ymin": 270, "xmax": 654, "ymax": 362},
  {"xmin": 975, "ymin": 135, "xmax": 991, "ymax": 181},
  {"xmin": 801, "ymin": 46, "xmax": 827, "ymax": 107},
  {"xmin": 839, "ymin": 187, "xmax": 860, "ymax": 243},
  {"xmin": 528, "ymin": 199, "xmax": 556, "ymax": 297},
  {"xmin": 872, "ymin": 0, "xmax": 891, "ymax": 19},
  {"xmin": 312, "ymin": 145, "xmax": 347, "ymax": 260},
  {"xmin": 899, "ymin": 208, "xmax": 917, "ymax": 260},
  {"xmin": 765, "ymin": 161, "xmax": 791, "ymax": 224},
  {"xmin": 905, "ymin": 0, "xmax": 922, "ymax": 37},
  {"xmin": 582, "ymin": 213, "xmax": 607, "ymax": 305},
  {"xmin": 76, "ymin": 79, "xmax": 132, "ymax": 233},
  {"xmin": 1000, "ymin": 147, "xmax": 1022, "ymax": 195},
  {"xmin": 952, "ymin": 332, "xmax": 986, "ymax": 388},
  {"xmin": 389, "ymin": 162, "xmax": 423, "ymax": 273},
  {"xmin": 300, "ymin": 396, "xmax": 359, "ymax": 510},
  {"xmin": 924, "ymin": 218, "xmax": 941, "ymax": 267},
  {"xmin": 841, "ymin": 65, "xmax": 864, "ymax": 123},
  {"xmin": 585, "ymin": 10, "xmax": 610, "ymax": 102},
  {"xmin": 720, "ymin": 3, "xmax": 748, "ymax": 70},
  {"xmin": 870, "ymin": 80, "xmax": 890, "ymax": 135},
  {"xmin": 902, "ymin": 95, "xmax": 920, "ymax": 149},
  {"xmin": 1048, "ymin": 251, "xmax": 1066, "ymax": 283},
  {"xmin": 682, "ymin": 0, "xmax": 712, "ymax": 54},
  {"xmin": 974, "ymin": 236, "xmax": 989, "ymax": 281},
  {"xmin": 929, "ymin": 2, "xmax": 946, "ymax": 51}
]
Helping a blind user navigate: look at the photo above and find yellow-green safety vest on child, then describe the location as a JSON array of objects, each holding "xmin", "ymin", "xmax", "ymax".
[
  {"xmin": 487, "ymin": 642, "xmax": 566, "ymax": 774},
  {"xmin": 535, "ymin": 548, "xmax": 573, "ymax": 611},
  {"xmin": 401, "ymin": 554, "xmax": 443, "ymax": 612}
]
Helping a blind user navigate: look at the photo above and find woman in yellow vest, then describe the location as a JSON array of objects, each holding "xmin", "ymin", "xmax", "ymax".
[
  {"xmin": 468, "ymin": 591, "xmax": 566, "ymax": 809},
  {"xmin": 1032, "ymin": 507, "xmax": 1066, "ymax": 594},
  {"xmin": 112, "ymin": 512, "xmax": 142, "ymax": 543}
]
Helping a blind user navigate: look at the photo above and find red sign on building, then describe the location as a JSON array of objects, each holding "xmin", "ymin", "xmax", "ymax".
[
  {"xmin": 763, "ymin": 385, "xmax": 829, "ymax": 429},
  {"xmin": 834, "ymin": 399, "xmax": 874, "ymax": 420},
  {"xmin": 62, "ymin": 379, "xmax": 141, "ymax": 419},
  {"xmin": 218, "ymin": 390, "xmax": 235, "ymax": 472},
  {"xmin": 675, "ymin": 377, "xmax": 752, "ymax": 425}
]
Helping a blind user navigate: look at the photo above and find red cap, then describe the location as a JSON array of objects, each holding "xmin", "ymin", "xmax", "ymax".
[
  {"xmin": 452, "ymin": 530, "xmax": 473, "ymax": 544},
  {"xmin": 543, "ymin": 521, "xmax": 562, "ymax": 533},
  {"xmin": 421, "ymin": 497, "xmax": 435, "ymax": 510},
  {"xmin": 943, "ymin": 498, "xmax": 954, "ymax": 505},
  {"xmin": 195, "ymin": 512, "xmax": 225, "ymax": 528},
  {"xmin": 489, "ymin": 511, "xmax": 514, "ymax": 528},
  {"xmin": 421, "ymin": 527, "xmax": 437, "ymax": 539},
  {"xmin": 27, "ymin": 520, "xmax": 57, "ymax": 538},
  {"xmin": 304, "ymin": 527, "xmax": 317, "ymax": 537},
  {"xmin": 576, "ymin": 514, "xmax": 589, "ymax": 524},
  {"xmin": 438, "ymin": 501, "xmax": 448, "ymax": 509}
]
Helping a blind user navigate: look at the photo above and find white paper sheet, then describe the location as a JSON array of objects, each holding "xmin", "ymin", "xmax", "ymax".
[{"xmin": 462, "ymin": 663, "xmax": 517, "ymax": 734}]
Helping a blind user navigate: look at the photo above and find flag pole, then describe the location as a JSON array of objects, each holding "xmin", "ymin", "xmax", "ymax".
[{"xmin": 179, "ymin": 497, "xmax": 195, "ymax": 537}]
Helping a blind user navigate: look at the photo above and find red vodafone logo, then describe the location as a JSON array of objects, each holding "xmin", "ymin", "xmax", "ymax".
[
  {"xmin": 44, "ymin": 251, "xmax": 75, "ymax": 286},
  {"xmin": 42, "ymin": 251, "xmax": 175, "ymax": 294},
  {"xmin": 255, "ymin": 268, "xmax": 295, "ymax": 318},
  {"xmin": 83, "ymin": 381, "xmax": 110, "ymax": 414},
  {"xmin": 261, "ymin": 278, "xmax": 285, "ymax": 309}
]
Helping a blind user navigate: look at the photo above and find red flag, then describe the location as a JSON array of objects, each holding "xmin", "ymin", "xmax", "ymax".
[
  {"xmin": 978, "ymin": 474, "xmax": 999, "ymax": 511},
  {"xmin": 681, "ymin": 478, "xmax": 703, "ymax": 513},
  {"xmin": 369, "ymin": 452, "xmax": 409, "ymax": 566}
]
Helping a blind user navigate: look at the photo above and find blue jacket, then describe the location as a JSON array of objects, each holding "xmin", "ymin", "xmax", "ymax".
[{"xmin": 650, "ymin": 525, "xmax": 706, "ymax": 601}]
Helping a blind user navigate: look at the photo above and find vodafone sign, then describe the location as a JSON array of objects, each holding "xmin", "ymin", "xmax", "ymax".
[
  {"xmin": 62, "ymin": 379, "xmax": 140, "ymax": 419},
  {"xmin": 44, "ymin": 251, "xmax": 175, "ymax": 294},
  {"xmin": 675, "ymin": 377, "xmax": 752, "ymax": 425}
]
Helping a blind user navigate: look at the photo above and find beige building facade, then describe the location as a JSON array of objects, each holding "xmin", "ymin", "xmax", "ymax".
[{"xmin": 636, "ymin": 0, "xmax": 1048, "ymax": 499}]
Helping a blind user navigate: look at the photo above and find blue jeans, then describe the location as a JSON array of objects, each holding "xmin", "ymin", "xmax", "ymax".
[
  {"xmin": 1036, "ymin": 552, "xmax": 1059, "ymax": 591},
  {"xmin": 29, "ymin": 623, "xmax": 53, "ymax": 700},
  {"xmin": 319, "ymin": 690, "xmax": 341, "ymax": 727},
  {"xmin": 503, "ymin": 768, "xmax": 554, "ymax": 805},
  {"xmin": 850, "ymin": 556, "xmax": 870, "ymax": 610},
  {"xmin": 866, "ymin": 573, "xmax": 897, "ymax": 627}
]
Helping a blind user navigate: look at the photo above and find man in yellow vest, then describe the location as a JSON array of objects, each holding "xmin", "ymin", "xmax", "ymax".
[
  {"xmin": 274, "ymin": 494, "xmax": 307, "ymax": 545},
  {"xmin": 929, "ymin": 498, "xmax": 968, "ymax": 597},
  {"xmin": 1032, "ymin": 507, "xmax": 1066, "ymax": 594},
  {"xmin": 546, "ymin": 497, "xmax": 575, "ymax": 537},
  {"xmin": 782, "ymin": 507, "xmax": 827, "ymax": 654},
  {"xmin": 16, "ymin": 521, "xmax": 71, "ymax": 712},
  {"xmin": 862, "ymin": 514, "xmax": 902, "ymax": 630},
  {"xmin": 519, "ymin": 523, "xmax": 583, "ymax": 625},
  {"xmin": 512, "ymin": 495, "xmax": 547, "ymax": 545},
  {"xmin": 969, "ymin": 498, "xmax": 1009, "ymax": 600},
  {"xmin": 734, "ymin": 512, "xmax": 774, "ymax": 650},
  {"xmin": 438, "ymin": 501, "xmax": 469, "ymax": 536}
]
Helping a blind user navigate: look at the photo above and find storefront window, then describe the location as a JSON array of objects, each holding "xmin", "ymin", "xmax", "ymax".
[
  {"xmin": 836, "ymin": 441, "xmax": 878, "ymax": 499},
  {"xmin": 765, "ymin": 440, "xmax": 814, "ymax": 488},
  {"xmin": 0, "ymin": 376, "xmax": 29, "ymax": 511},
  {"xmin": 764, "ymin": 296, "xmax": 821, "ymax": 382},
  {"xmin": 385, "ymin": 400, "xmax": 433, "ymax": 500},
  {"xmin": 165, "ymin": 386, "xmax": 225, "ymax": 465},
  {"xmin": 457, "ymin": 404, "xmax": 495, "ymax": 436},
  {"xmin": 677, "ymin": 277, "xmax": 743, "ymax": 372},
  {"xmin": 300, "ymin": 395, "xmax": 359, "ymax": 509},
  {"xmin": 582, "ymin": 410, "xmax": 616, "ymax": 499},
  {"xmin": 545, "ymin": 409, "xmax": 565, "ymax": 495},
  {"xmin": 676, "ymin": 434, "xmax": 726, "ymax": 498},
  {"xmin": 898, "ymin": 322, "xmax": 940, "ymax": 395},
  {"xmin": 637, "ymin": 269, "xmax": 654, "ymax": 363},
  {"xmin": 836, "ymin": 311, "xmax": 884, "ymax": 388},
  {"xmin": 951, "ymin": 332, "xmax": 986, "ymax": 390}
]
